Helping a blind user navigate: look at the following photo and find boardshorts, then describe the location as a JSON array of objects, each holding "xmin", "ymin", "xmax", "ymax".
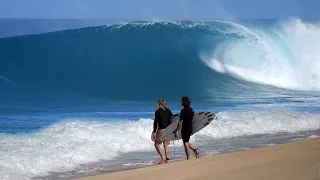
[
  {"xmin": 181, "ymin": 123, "xmax": 192, "ymax": 143},
  {"xmin": 155, "ymin": 129, "xmax": 170, "ymax": 145}
]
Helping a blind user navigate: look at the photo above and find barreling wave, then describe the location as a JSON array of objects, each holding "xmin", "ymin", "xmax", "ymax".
[
  {"xmin": 1, "ymin": 18, "xmax": 320, "ymax": 103},
  {"xmin": 200, "ymin": 18, "xmax": 320, "ymax": 92}
]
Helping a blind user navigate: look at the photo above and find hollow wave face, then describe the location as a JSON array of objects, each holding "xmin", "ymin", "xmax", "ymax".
[{"xmin": 1, "ymin": 18, "xmax": 320, "ymax": 104}]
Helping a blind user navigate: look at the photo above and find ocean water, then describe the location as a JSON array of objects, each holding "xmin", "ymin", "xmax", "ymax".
[{"xmin": 1, "ymin": 18, "xmax": 320, "ymax": 180}]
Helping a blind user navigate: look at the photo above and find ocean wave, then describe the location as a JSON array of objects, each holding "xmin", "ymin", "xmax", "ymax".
[
  {"xmin": 0, "ymin": 109, "xmax": 319, "ymax": 180},
  {"xmin": 201, "ymin": 18, "xmax": 320, "ymax": 91},
  {"xmin": 1, "ymin": 18, "xmax": 319, "ymax": 102}
]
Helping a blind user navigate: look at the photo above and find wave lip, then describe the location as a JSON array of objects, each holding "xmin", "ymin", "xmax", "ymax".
[{"xmin": 201, "ymin": 18, "xmax": 320, "ymax": 92}]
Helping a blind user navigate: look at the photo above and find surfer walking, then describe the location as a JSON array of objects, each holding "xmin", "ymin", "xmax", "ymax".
[
  {"xmin": 153, "ymin": 98, "xmax": 174, "ymax": 164},
  {"xmin": 174, "ymin": 96, "xmax": 200, "ymax": 160}
]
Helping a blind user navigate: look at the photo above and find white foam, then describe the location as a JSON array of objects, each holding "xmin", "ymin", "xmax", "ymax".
[
  {"xmin": 0, "ymin": 109, "xmax": 319, "ymax": 180},
  {"xmin": 192, "ymin": 109, "xmax": 320, "ymax": 140},
  {"xmin": 267, "ymin": 144, "xmax": 276, "ymax": 146},
  {"xmin": 0, "ymin": 118, "xmax": 154, "ymax": 180},
  {"xmin": 203, "ymin": 149, "xmax": 220, "ymax": 156},
  {"xmin": 123, "ymin": 162, "xmax": 153, "ymax": 166},
  {"xmin": 308, "ymin": 135, "xmax": 319, "ymax": 139},
  {"xmin": 201, "ymin": 18, "xmax": 320, "ymax": 91}
]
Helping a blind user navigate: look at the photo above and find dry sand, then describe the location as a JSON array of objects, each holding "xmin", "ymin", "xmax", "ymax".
[{"xmin": 76, "ymin": 137, "xmax": 320, "ymax": 180}]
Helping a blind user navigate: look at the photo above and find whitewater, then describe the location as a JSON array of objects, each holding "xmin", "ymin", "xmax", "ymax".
[
  {"xmin": 0, "ymin": 18, "xmax": 320, "ymax": 180},
  {"xmin": 200, "ymin": 18, "xmax": 320, "ymax": 91}
]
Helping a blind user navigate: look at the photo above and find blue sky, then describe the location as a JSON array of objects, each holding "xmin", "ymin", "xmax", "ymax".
[{"xmin": 0, "ymin": 0, "xmax": 319, "ymax": 20}]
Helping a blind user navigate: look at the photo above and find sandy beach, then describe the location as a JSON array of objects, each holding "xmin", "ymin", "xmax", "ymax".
[{"xmin": 76, "ymin": 137, "xmax": 320, "ymax": 180}]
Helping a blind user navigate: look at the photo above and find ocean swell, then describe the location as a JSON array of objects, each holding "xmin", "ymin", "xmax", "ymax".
[{"xmin": 1, "ymin": 19, "xmax": 320, "ymax": 103}]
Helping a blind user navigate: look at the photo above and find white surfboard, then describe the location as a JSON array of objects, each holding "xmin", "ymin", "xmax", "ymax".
[{"xmin": 151, "ymin": 111, "xmax": 216, "ymax": 142}]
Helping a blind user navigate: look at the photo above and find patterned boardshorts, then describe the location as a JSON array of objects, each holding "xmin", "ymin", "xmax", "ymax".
[{"xmin": 155, "ymin": 129, "xmax": 170, "ymax": 145}]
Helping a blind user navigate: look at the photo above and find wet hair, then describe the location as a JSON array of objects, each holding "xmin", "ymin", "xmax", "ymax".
[
  {"xmin": 181, "ymin": 96, "xmax": 191, "ymax": 107},
  {"xmin": 157, "ymin": 98, "xmax": 167, "ymax": 108}
]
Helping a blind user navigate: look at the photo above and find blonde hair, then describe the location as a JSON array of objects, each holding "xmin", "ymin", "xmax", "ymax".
[{"xmin": 157, "ymin": 98, "xmax": 167, "ymax": 109}]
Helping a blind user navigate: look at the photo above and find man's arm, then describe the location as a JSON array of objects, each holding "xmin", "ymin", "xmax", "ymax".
[
  {"xmin": 175, "ymin": 120, "xmax": 182, "ymax": 131},
  {"xmin": 173, "ymin": 120, "xmax": 182, "ymax": 138},
  {"xmin": 153, "ymin": 111, "xmax": 159, "ymax": 134},
  {"xmin": 169, "ymin": 109, "xmax": 174, "ymax": 123},
  {"xmin": 169, "ymin": 109, "xmax": 174, "ymax": 117},
  {"xmin": 174, "ymin": 110, "xmax": 183, "ymax": 137}
]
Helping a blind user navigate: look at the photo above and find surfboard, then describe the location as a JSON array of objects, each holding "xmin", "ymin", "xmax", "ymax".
[{"xmin": 151, "ymin": 111, "xmax": 216, "ymax": 142}]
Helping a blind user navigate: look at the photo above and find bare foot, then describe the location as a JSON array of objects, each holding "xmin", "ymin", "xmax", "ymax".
[
  {"xmin": 194, "ymin": 149, "xmax": 200, "ymax": 158},
  {"xmin": 157, "ymin": 159, "xmax": 166, "ymax": 164}
]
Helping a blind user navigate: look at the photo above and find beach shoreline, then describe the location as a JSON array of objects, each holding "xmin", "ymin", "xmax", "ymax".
[{"xmin": 75, "ymin": 137, "xmax": 320, "ymax": 180}]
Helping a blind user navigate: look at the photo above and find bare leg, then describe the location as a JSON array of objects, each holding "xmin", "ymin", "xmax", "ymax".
[
  {"xmin": 163, "ymin": 141, "xmax": 170, "ymax": 161},
  {"xmin": 183, "ymin": 142, "xmax": 191, "ymax": 160},
  {"xmin": 188, "ymin": 142, "xmax": 196, "ymax": 151},
  {"xmin": 189, "ymin": 143, "xmax": 200, "ymax": 158},
  {"xmin": 154, "ymin": 142, "xmax": 166, "ymax": 164}
]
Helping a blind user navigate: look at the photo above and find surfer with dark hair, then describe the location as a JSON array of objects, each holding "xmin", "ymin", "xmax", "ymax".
[
  {"xmin": 153, "ymin": 98, "xmax": 173, "ymax": 164},
  {"xmin": 174, "ymin": 96, "xmax": 200, "ymax": 159}
]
